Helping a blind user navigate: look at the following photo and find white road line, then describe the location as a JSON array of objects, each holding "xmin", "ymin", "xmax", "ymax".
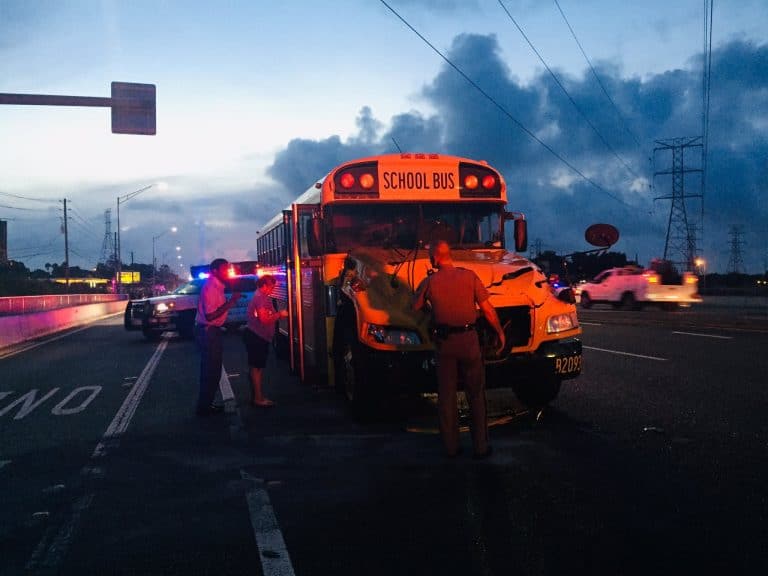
[
  {"xmin": 242, "ymin": 471, "xmax": 296, "ymax": 576},
  {"xmin": 219, "ymin": 366, "xmax": 235, "ymax": 402},
  {"xmin": 583, "ymin": 345, "xmax": 667, "ymax": 361},
  {"xmin": 579, "ymin": 321, "xmax": 603, "ymax": 326},
  {"xmin": 672, "ymin": 331, "xmax": 733, "ymax": 340},
  {"xmin": 94, "ymin": 339, "xmax": 168, "ymax": 455},
  {"xmin": 27, "ymin": 337, "xmax": 168, "ymax": 572}
]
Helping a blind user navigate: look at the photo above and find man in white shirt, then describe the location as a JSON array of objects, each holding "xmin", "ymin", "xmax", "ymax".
[{"xmin": 195, "ymin": 258, "xmax": 241, "ymax": 416}]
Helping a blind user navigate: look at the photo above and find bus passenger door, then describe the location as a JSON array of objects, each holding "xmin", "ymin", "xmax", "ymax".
[{"xmin": 289, "ymin": 203, "xmax": 326, "ymax": 385}]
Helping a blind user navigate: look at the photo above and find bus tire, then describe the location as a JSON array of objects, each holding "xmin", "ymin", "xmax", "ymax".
[{"xmin": 512, "ymin": 378, "xmax": 562, "ymax": 409}]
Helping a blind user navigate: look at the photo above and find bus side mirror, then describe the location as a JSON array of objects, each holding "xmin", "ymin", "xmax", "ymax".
[
  {"xmin": 514, "ymin": 219, "xmax": 527, "ymax": 253},
  {"xmin": 504, "ymin": 211, "xmax": 527, "ymax": 253},
  {"xmin": 307, "ymin": 216, "xmax": 323, "ymax": 257}
]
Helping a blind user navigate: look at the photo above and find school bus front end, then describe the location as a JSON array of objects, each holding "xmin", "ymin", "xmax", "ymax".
[
  {"xmin": 331, "ymin": 245, "xmax": 582, "ymax": 411},
  {"xmin": 258, "ymin": 153, "xmax": 582, "ymax": 417}
]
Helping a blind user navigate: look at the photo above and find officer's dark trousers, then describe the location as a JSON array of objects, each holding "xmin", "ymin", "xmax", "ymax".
[
  {"xmin": 436, "ymin": 331, "xmax": 488, "ymax": 456},
  {"xmin": 196, "ymin": 324, "xmax": 223, "ymax": 412}
]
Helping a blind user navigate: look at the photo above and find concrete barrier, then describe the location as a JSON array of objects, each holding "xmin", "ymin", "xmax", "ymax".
[{"xmin": 0, "ymin": 301, "xmax": 127, "ymax": 350}]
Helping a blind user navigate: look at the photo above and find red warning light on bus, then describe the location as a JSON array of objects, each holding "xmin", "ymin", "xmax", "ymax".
[
  {"xmin": 340, "ymin": 172, "xmax": 355, "ymax": 189},
  {"xmin": 359, "ymin": 173, "xmax": 375, "ymax": 189},
  {"xmin": 482, "ymin": 175, "xmax": 496, "ymax": 189}
]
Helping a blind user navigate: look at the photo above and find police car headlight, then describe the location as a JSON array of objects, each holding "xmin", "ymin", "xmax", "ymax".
[
  {"xmin": 546, "ymin": 313, "xmax": 577, "ymax": 334},
  {"xmin": 154, "ymin": 302, "xmax": 172, "ymax": 314},
  {"xmin": 367, "ymin": 324, "xmax": 422, "ymax": 345}
]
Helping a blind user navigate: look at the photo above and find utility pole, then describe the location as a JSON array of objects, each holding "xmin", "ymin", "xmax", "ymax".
[{"xmin": 62, "ymin": 198, "xmax": 70, "ymax": 290}]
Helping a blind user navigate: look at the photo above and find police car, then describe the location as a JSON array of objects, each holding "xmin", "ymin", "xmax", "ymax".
[{"xmin": 124, "ymin": 262, "xmax": 258, "ymax": 340}]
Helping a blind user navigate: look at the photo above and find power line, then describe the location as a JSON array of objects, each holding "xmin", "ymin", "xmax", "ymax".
[
  {"xmin": 378, "ymin": 0, "xmax": 626, "ymax": 205},
  {"xmin": 0, "ymin": 190, "xmax": 59, "ymax": 203},
  {"xmin": 553, "ymin": 0, "xmax": 642, "ymax": 149},
  {"xmin": 0, "ymin": 203, "xmax": 50, "ymax": 211},
  {"xmin": 497, "ymin": 0, "xmax": 640, "ymax": 180}
]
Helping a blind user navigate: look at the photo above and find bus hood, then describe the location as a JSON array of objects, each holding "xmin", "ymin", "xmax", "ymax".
[{"xmin": 345, "ymin": 247, "xmax": 552, "ymax": 326}]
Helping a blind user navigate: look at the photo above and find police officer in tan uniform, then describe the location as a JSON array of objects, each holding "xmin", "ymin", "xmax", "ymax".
[{"xmin": 413, "ymin": 240, "xmax": 506, "ymax": 458}]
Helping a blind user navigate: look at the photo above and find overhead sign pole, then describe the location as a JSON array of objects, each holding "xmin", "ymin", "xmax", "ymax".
[{"xmin": 0, "ymin": 81, "xmax": 156, "ymax": 135}]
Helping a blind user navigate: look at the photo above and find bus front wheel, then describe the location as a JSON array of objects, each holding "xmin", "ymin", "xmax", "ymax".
[{"xmin": 512, "ymin": 378, "xmax": 562, "ymax": 409}]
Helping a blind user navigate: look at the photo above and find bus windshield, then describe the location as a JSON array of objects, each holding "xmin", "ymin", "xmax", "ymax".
[{"xmin": 326, "ymin": 202, "xmax": 502, "ymax": 252}]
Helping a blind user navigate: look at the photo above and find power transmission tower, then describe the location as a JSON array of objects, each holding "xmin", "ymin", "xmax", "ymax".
[
  {"xmin": 653, "ymin": 137, "xmax": 703, "ymax": 272},
  {"xmin": 727, "ymin": 225, "xmax": 745, "ymax": 274},
  {"xmin": 100, "ymin": 209, "xmax": 115, "ymax": 264}
]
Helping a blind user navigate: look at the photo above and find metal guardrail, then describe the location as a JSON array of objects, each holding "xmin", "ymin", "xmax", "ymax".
[{"xmin": 0, "ymin": 294, "xmax": 128, "ymax": 316}]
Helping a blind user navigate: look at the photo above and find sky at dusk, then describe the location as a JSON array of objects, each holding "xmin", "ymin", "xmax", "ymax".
[{"xmin": 1, "ymin": 0, "xmax": 766, "ymax": 275}]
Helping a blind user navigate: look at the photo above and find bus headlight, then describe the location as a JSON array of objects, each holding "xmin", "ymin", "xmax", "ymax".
[
  {"xmin": 367, "ymin": 324, "xmax": 422, "ymax": 345},
  {"xmin": 546, "ymin": 313, "xmax": 577, "ymax": 334}
]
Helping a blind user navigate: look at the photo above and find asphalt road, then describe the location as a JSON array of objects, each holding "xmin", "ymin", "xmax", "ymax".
[{"xmin": 1, "ymin": 304, "xmax": 767, "ymax": 576}]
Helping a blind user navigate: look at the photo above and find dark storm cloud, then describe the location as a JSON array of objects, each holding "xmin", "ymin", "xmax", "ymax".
[
  {"xmin": 265, "ymin": 34, "xmax": 767, "ymax": 271},
  {"xmin": 267, "ymin": 107, "xmax": 390, "ymax": 193}
]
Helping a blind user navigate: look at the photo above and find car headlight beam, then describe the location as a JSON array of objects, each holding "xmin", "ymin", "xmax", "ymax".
[{"xmin": 154, "ymin": 302, "xmax": 173, "ymax": 314}]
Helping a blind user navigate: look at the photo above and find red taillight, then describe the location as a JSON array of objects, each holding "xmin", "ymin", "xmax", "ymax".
[
  {"xmin": 340, "ymin": 172, "xmax": 355, "ymax": 189},
  {"xmin": 359, "ymin": 173, "xmax": 375, "ymax": 189},
  {"xmin": 464, "ymin": 174, "xmax": 479, "ymax": 190},
  {"xmin": 482, "ymin": 175, "xmax": 496, "ymax": 189},
  {"xmin": 227, "ymin": 266, "xmax": 236, "ymax": 278}
]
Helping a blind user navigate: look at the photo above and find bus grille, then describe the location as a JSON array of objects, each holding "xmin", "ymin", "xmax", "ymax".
[{"xmin": 498, "ymin": 306, "xmax": 531, "ymax": 347}]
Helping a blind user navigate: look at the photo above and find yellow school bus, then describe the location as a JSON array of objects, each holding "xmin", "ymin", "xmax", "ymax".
[{"xmin": 256, "ymin": 153, "xmax": 581, "ymax": 417}]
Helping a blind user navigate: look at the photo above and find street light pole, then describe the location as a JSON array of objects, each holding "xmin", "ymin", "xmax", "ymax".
[{"xmin": 116, "ymin": 184, "xmax": 153, "ymax": 293}]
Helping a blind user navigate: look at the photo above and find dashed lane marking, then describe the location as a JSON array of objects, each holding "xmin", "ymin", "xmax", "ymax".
[
  {"xmin": 583, "ymin": 345, "xmax": 667, "ymax": 361},
  {"xmin": 241, "ymin": 470, "xmax": 296, "ymax": 576},
  {"xmin": 672, "ymin": 331, "xmax": 733, "ymax": 340}
]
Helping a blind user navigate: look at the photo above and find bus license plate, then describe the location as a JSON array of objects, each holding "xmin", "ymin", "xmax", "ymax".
[{"xmin": 554, "ymin": 354, "xmax": 581, "ymax": 375}]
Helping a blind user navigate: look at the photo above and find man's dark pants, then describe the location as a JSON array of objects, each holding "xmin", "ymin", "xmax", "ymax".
[
  {"xmin": 436, "ymin": 330, "xmax": 488, "ymax": 456},
  {"xmin": 196, "ymin": 324, "xmax": 223, "ymax": 413}
]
